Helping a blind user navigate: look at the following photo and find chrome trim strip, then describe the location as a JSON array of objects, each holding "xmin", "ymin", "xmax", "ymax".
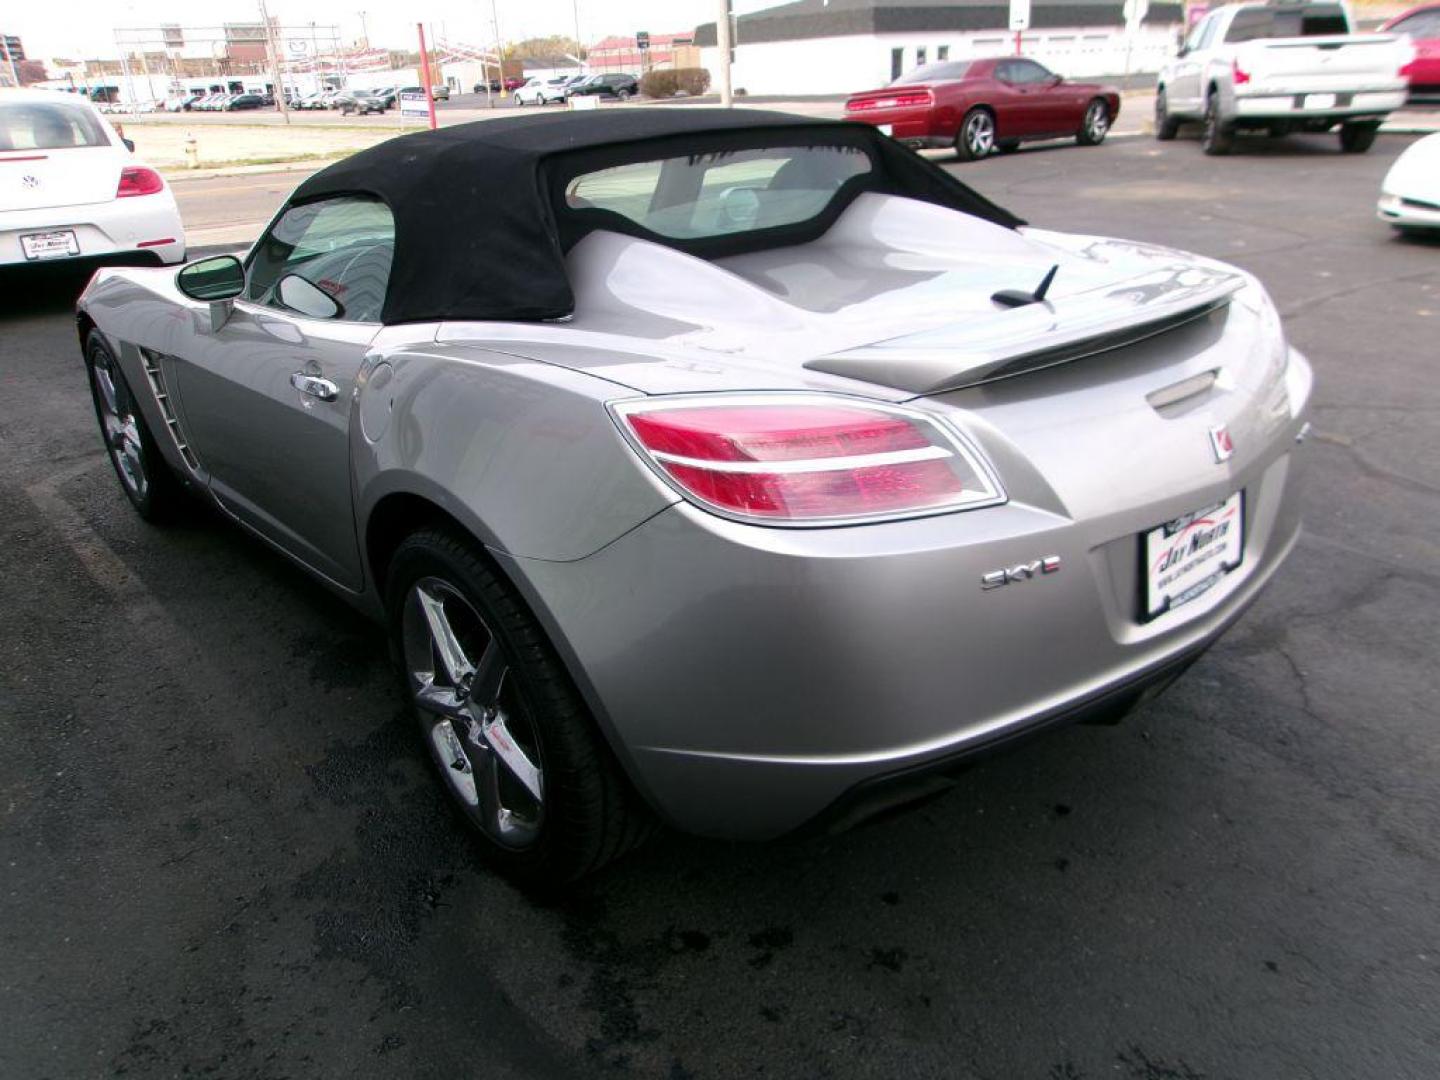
[{"xmin": 650, "ymin": 444, "xmax": 953, "ymax": 475}]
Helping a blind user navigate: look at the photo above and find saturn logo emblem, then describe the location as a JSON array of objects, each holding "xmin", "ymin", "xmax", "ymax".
[
  {"xmin": 1209, "ymin": 424, "xmax": 1235, "ymax": 463},
  {"xmin": 22, "ymin": 175, "xmax": 39, "ymax": 188}
]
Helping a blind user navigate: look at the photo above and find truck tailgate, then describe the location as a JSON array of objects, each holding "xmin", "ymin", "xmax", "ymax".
[{"xmin": 1241, "ymin": 34, "xmax": 1412, "ymax": 92}]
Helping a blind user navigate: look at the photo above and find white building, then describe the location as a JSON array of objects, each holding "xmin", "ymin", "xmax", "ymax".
[{"xmin": 695, "ymin": 0, "xmax": 1184, "ymax": 96}]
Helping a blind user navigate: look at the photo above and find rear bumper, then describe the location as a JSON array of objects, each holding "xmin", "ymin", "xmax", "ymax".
[
  {"xmin": 505, "ymin": 348, "xmax": 1314, "ymax": 841},
  {"xmin": 1233, "ymin": 88, "xmax": 1406, "ymax": 120},
  {"xmin": 0, "ymin": 195, "xmax": 186, "ymax": 267}
]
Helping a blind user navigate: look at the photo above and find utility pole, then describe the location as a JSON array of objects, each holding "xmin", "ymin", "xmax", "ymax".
[
  {"xmin": 257, "ymin": 0, "xmax": 291, "ymax": 123},
  {"xmin": 358, "ymin": 10, "xmax": 369, "ymax": 49},
  {"xmin": 715, "ymin": 0, "xmax": 733, "ymax": 107},
  {"xmin": 572, "ymin": 0, "xmax": 583, "ymax": 57},
  {"xmin": 490, "ymin": 0, "xmax": 504, "ymax": 99}
]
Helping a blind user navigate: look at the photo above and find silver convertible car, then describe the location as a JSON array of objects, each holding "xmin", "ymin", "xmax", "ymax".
[{"xmin": 77, "ymin": 110, "xmax": 1312, "ymax": 885}]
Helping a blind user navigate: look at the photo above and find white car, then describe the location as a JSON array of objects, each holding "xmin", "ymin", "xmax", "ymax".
[
  {"xmin": 1, "ymin": 89, "xmax": 186, "ymax": 268},
  {"xmin": 513, "ymin": 77, "xmax": 571, "ymax": 105},
  {"xmin": 1378, "ymin": 132, "xmax": 1440, "ymax": 233}
]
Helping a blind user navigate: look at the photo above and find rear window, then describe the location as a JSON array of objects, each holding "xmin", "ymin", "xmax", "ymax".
[
  {"xmin": 0, "ymin": 102, "xmax": 109, "ymax": 151},
  {"xmin": 563, "ymin": 145, "xmax": 874, "ymax": 241},
  {"xmin": 891, "ymin": 61, "xmax": 972, "ymax": 85},
  {"xmin": 1225, "ymin": 4, "xmax": 1349, "ymax": 41}
]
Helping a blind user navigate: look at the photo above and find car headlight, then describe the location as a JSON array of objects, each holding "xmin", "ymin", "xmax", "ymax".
[{"xmin": 610, "ymin": 394, "xmax": 1005, "ymax": 526}]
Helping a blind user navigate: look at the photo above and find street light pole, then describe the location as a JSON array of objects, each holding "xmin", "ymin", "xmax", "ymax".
[
  {"xmin": 257, "ymin": 0, "xmax": 291, "ymax": 123},
  {"xmin": 715, "ymin": 0, "xmax": 733, "ymax": 107},
  {"xmin": 358, "ymin": 10, "xmax": 369, "ymax": 50}
]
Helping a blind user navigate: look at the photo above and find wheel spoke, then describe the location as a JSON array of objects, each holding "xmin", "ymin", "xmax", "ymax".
[
  {"xmin": 468, "ymin": 639, "xmax": 506, "ymax": 709},
  {"xmin": 476, "ymin": 712, "xmax": 543, "ymax": 802},
  {"xmin": 417, "ymin": 586, "xmax": 474, "ymax": 685},
  {"xmin": 415, "ymin": 678, "xmax": 469, "ymax": 719}
]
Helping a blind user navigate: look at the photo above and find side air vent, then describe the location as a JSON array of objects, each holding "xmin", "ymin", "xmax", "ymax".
[{"xmin": 139, "ymin": 348, "xmax": 200, "ymax": 472}]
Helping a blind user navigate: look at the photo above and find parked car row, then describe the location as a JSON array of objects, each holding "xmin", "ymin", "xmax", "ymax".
[
  {"xmin": 513, "ymin": 72, "xmax": 639, "ymax": 105},
  {"xmin": 474, "ymin": 76, "xmax": 527, "ymax": 94},
  {"xmin": 844, "ymin": 1, "xmax": 1419, "ymax": 163}
]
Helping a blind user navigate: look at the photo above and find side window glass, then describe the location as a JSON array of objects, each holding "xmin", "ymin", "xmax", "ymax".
[
  {"xmin": 1015, "ymin": 60, "xmax": 1053, "ymax": 84},
  {"xmin": 994, "ymin": 61, "xmax": 1015, "ymax": 84},
  {"xmin": 245, "ymin": 197, "xmax": 395, "ymax": 323},
  {"xmin": 1188, "ymin": 14, "xmax": 1217, "ymax": 51}
]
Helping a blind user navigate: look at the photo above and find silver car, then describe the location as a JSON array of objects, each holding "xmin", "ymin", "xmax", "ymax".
[{"xmin": 76, "ymin": 110, "xmax": 1312, "ymax": 886}]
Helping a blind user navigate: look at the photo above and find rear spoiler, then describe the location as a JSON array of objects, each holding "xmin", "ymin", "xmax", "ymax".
[{"xmin": 805, "ymin": 266, "xmax": 1246, "ymax": 396}]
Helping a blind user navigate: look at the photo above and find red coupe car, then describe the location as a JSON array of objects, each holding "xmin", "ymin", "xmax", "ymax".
[
  {"xmin": 1383, "ymin": 2, "xmax": 1440, "ymax": 102},
  {"xmin": 844, "ymin": 57, "xmax": 1121, "ymax": 161}
]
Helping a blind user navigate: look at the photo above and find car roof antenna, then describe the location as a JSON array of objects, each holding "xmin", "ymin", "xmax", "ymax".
[{"xmin": 992, "ymin": 264, "xmax": 1059, "ymax": 309}]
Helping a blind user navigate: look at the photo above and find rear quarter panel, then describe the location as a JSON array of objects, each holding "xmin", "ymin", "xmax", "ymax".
[{"xmin": 352, "ymin": 340, "xmax": 679, "ymax": 569}]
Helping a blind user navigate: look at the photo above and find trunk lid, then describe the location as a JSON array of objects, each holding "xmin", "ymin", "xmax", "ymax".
[
  {"xmin": 464, "ymin": 193, "xmax": 1250, "ymax": 399},
  {"xmin": 1, "ymin": 146, "xmax": 124, "ymax": 210}
]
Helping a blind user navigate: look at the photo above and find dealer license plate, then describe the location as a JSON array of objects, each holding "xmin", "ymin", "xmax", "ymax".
[
  {"xmin": 1143, "ymin": 492, "xmax": 1243, "ymax": 617},
  {"xmin": 1304, "ymin": 93, "xmax": 1337, "ymax": 110},
  {"xmin": 20, "ymin": 230, "xmax": 79, "ymax": 261}
]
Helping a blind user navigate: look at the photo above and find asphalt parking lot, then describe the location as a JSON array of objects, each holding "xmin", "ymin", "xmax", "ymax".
[{"xmin": 2, "ymin": 130, "xmax": 1438, "ymax": 1079}]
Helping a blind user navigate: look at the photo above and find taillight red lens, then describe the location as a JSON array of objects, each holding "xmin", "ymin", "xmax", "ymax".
[
  {"xmin": 117, "ymin": 166, "xmax": 164, "ymax": 197},
  {"xmin": 614, "ymin": 397, "xmax": 1002, "ymax": 524},
  {"xmin": 1232, "ymin": 60, "xmax": 1251, "ymax": 85},
  {"xmin": 846, "ymin": 90, "xmax": 932, "ymax": 112}
]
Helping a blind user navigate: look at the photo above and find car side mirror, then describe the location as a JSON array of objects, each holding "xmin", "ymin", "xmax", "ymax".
[
  {"xmin": 277, "ymin": 273, "xmax": 344, "ymax": 320},
  {"xmin": 178, "ymin": 254, "xmax": 245, "ymax": 332},
  {"xmin": 177, "ymin": 254, "xmax": 245, "ymax": 301},
  {"xmin": 122, "ymin": 137, "xmax": 136, "ymax": 152}
]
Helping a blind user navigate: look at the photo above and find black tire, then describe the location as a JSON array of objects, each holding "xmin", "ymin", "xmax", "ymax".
[
  {"xmin": 1154, "ymin": 86, "xmax": 1180, "ymax": 141},
  {"xmin": 1076, "ymin": 98, "xmax": 1111, "ymax": 146},
  {"xmin": 83, "ymin": 330, "xmax": 185, "ymax": 523},
  {"xmin": 616, "ymin": 89, "xmax": 631, "ymax": 102},
  {"xmin": 954, "ymin": 107, "xmax": 996, "ymax": 162},
  {"xmin": 1339, "ymin": 121, "xmax": 1379, "ymax": 154},
  {"xmin": 386, "ymin": 527, "xmax": 655, "ymax": 888},
  {"xmin": 1201, "ymin": 90, "xmax": 1234, "ymax": 156}
]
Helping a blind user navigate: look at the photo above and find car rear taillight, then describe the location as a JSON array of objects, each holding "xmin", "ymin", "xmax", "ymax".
[
  {"xmin": 612, "ymin": 395, "xmax": 1003, "ymax": 525},
  {"xmin": 1232, "ymin": 60, "xmax": 1251, "ymax": 85},
  {"xmin": 117, "ymin": 166, "xmax": 164, "ymax": 197},
  {"xmin": 846, "ymin": 90, "xmax": 933, "ymax": 112}
]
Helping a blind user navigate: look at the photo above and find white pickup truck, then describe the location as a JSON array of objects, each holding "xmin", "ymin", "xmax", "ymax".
[{"xmin": 1156, "ymin": 1, "xmax": 1413, "ymax": 154}]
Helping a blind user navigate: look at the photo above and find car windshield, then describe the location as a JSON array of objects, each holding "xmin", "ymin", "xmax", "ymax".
[
  {"xmin": 0, "ymin": 102, "xmax": 109, "ymax": 150},
  {"xmin": 562, "ymin": 144, "xmax": 874, "ymax": 241},
  {"xmin": 891, "ymin": 61, "xmax": 972, "ymax": 85}
]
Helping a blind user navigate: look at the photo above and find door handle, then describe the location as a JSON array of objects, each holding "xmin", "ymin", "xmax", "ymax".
[{"xmin": 290, "ymin": 373, "xmax": 339, "ymax": 401}]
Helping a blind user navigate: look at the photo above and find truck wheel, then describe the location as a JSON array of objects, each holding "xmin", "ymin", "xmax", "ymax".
[
  {"xmin": 1338, "ymin": 121, "xmax": 1379, "ymax": 154},
  {"xmin": 1155, "ymin": 87, "xmax": 1180, "ymax": 141},
  {"xmin": 1201, "ymin": 90, "xmax": 1233, "ymax": 156}
]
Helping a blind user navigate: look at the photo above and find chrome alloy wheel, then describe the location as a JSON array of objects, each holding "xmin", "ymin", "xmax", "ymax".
[
  {"xmin": 1084, "ymin": 100, "xmax": 1110, "ymax": 142},
  {"xmin": 90, "ymin": 353, "xmax": 149, "ymax": 500},
  {"xmin": 402, "ymin": 577, "xmax": 545, "ymax": 848},
  {"xmin": 964, "ymin": 111, "xmax": 995, "ymax": 157}
]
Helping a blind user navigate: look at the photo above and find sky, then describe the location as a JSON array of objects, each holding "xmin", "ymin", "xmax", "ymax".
[{"xmin": 8, "ymin": 0, "xmax": 775, "ymax": 61}]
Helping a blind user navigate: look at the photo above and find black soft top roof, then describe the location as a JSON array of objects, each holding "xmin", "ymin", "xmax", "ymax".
[{"xmin": 291, "ymin": 108, "xmax": 1024, "ymax": 325}]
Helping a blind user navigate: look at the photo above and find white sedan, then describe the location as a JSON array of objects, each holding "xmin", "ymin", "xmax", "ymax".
[
  {"xmin": 1, "ymin": 88, "xmax": 185, "ymax": 268},
  {"xmin": 1378, "ymin": 132, "xmax": 1440, "ymax": 234}
]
